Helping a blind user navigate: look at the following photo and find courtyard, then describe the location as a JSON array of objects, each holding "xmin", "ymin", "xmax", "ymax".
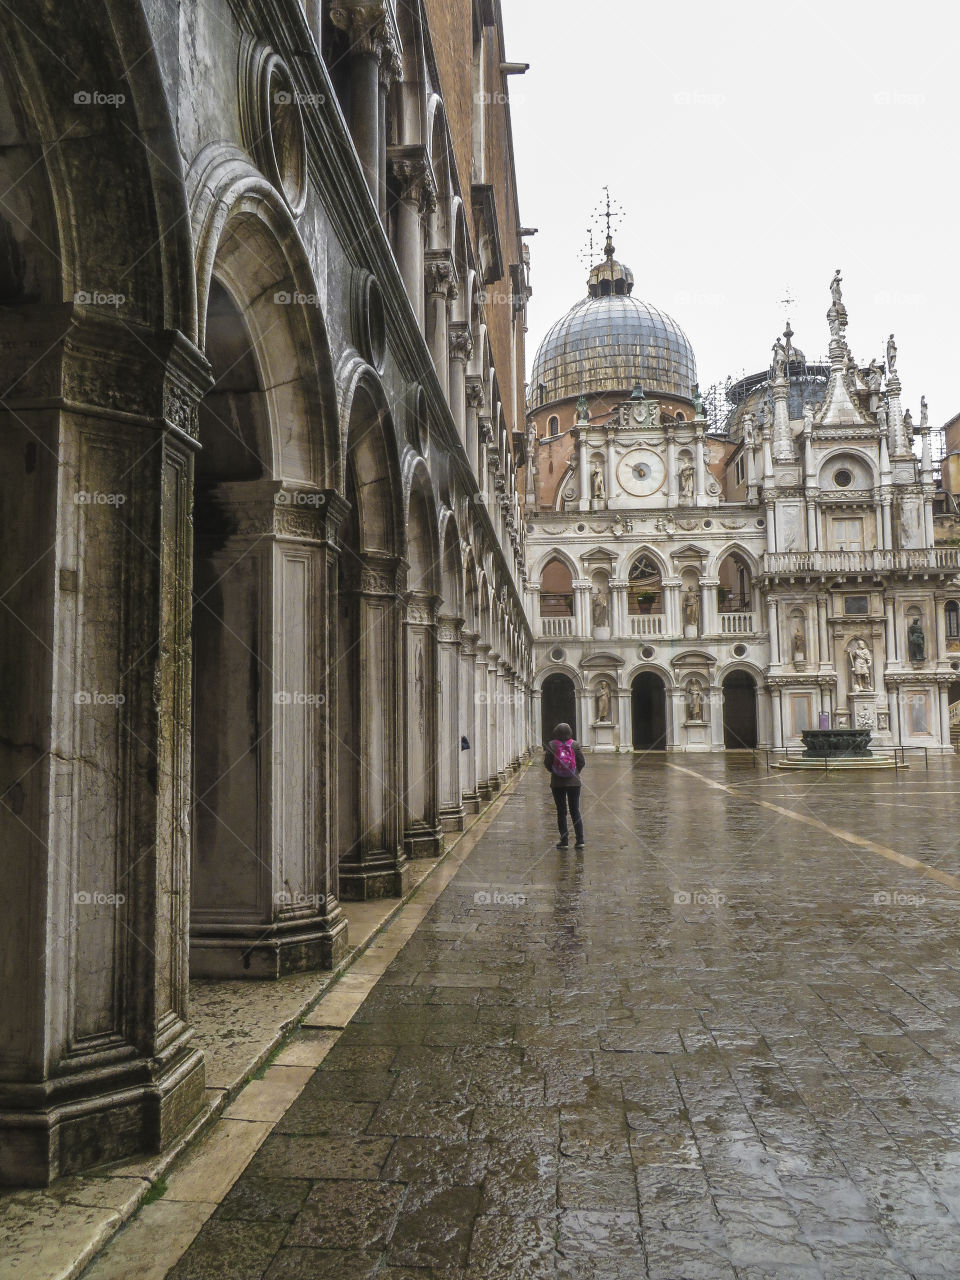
[{"xmin": 79, "ymin": 755, "xmax": 960, "ymax": 1279}]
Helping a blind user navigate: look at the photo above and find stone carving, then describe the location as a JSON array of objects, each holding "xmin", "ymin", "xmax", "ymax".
[
  {"xmin": 830, "ymin": 269, "xmax": 843, "ymax": 309},
  {"xmin": 864, "ymin": 359, "xmax": 883, "ymax": 392},
  {"xmin": 742, "ymin": 412, "xmax": 756, "ymax": 447},
  {"xmin": 792, "ymin": 627, "xmax": 806, "ymax": 664},
  {"xmin": 908, "ymin": 618, "xmax": 926, "ymax": 663},
  {"xmin": 802, "ymin": 400, "xmax": 815, "ymax": 434},
  {"xmin": 415, "ymin": 641, "xmax": 425, "ymax": 738},
  {"xmin": 591, "ymin": 589, "xmax": 609, "ymax": 628},
  {"xmin": 692, "ymin": 383, "xmax": 705, "ymax": 417},
  {"xmin": 590, "ymin": 463, "xmax": 605, "ymax": 501},
  {"xmin": 855, "ymin": 705, "xmax": 877, "ymax": 729},
  {"xmin": 886, "ymin": 333, "xmax": 897, "ymax": 374},
  {"xmin": 683, "ymin": 587, "xmax": 700, "ymax": 630},
  {"xmin": 679, "ymin": 461, "xmax": 695, "ymax": 501},
  {"xmin": 920, "ymin": 395, "xmax": 928, "ymax": 430},
  {"xmin": 449, "ymin": 327, "xmax": 474, "ymax": 363},
  {"xmin": 596, "ymin": 680, "xmax": 611, "ymax": 722},
  {"xmin": 849, "ymin": 639, "xmax": 873, "ymax": 692},
  {"xmin": 686, "ymin": 681, "xmax": 704, "ymax": 722},
  {"xmin": 876, "ymin": 401, "xmax": 888, "ymax": 435},
  {"xmin": 771, "ymin": 338, "xmax": 787, "ymax": 380}
]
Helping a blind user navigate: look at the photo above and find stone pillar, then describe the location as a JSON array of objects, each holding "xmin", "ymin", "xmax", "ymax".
[
  {"xmin": 459, "ymin": 632, "xmax": 480, "ymax": 811},
  {"xmin": 694, "ymin": 427, "xmax": 707, "ymax": 501},
  {"xmin": 486, "ymin": 651, "xmax": 501, "ymax": 792},
  {"xmin": 330, "ymin": 4, "xmax": 399, "ymax": 212},
  {"xmin": 817, "ymin": 593, "xmax": 830, "ymax": 667},
  {"xmin": 338, "ymin": 556, "xmax": 410, "ymax": 900},
  {"xmin": 577, "ymin": 429, "xmax": 590, "ymax": 510},
  {"xmin": 881, "ymin": 497, "xmax": 893, "ymax": 550},
  {"xmin": 437, "ymin": 615, "xmax": 465, "ymax": 831},
  {"xmin": 573, "ymin": 578, "xmax": 592, "ymax": 637},
  {"xmin": 466, "ymin": 378, "xmax": 484, "ymax": 484},
  {"xmin": 617, "ymin": 686, "xmax": 632, "ymax": 750},
  {"xmin": 806, "ymin": 497, "xmax": 819, "ymax": 551},
  {"xmin": 669, "ymin": 689, "xmax": 685, "ymax": 750},
  {"xmin": 935, "ymin": 594, "xmax": 948, "ymax": 664},
  {"xmin": 448, "ymin": 325, "xmax": 473, "ymax": 445},
  {"xmin": 475, "ymin": 643, "xmax": 492, "ymax": 799},
  {"xmin": 771, "ymin": 378, "xmax": 792, "ymax": 461},
  {"xmin": 605, "ymin": 429, "xmax": 616, "ymax": 501},
  {"xmin": 0, "ymin": 315, "xmax": 210, "ymax": 1184},
  {"xmin": 402, "ymin": 593, "xmax": 443, "ymax": 859},
  {"xmin": 663, "ymin": 578, "xmax": 683, "ymax": 637},
  {"xmin": 191, "ymin": 483, "xmax": 349, "ymax": 977},
  {"xmin": 938, "ymin": 682, "xmax": 951, "ymax": 747},
  {"xmin": 924, "ymin": 497, "xmax": 936, "ymax": 548},
  {"xmin": 884, "ymin": 595, "xmax": 898, "ymax": 666},
  {"xmin": 496, "ymin": 658, "xmax": 509, "ymax": 782},
  {"xmin": 425, "ymin": 252, "xmax": 454, "ymax": 400},
  {"xmin": 701, "ymin": 578, "xmax": 719, "ymax": 636},
  {"xmin": 610, "ymin": 579, "xmax": 628, "ymax": 638},
  {"xmin": 710, "ymin": 685, "xmax": 725, "ymax": 749},
  {"xmin": 767, "ymin": 597, "xmax": 781, "ymax": 665},
  {"xmin": 387, "ymin": 146, "xmax": 435, "ymax": 332},
  {"xmin": 769, "ymin": 687, "xmax": 784, "ymax": 749},
  {"xmin": 478, "ymin": 417, "xmax": 493, "ymax": 502},
  {"xmin": 666, "ymin": 430, "xmax": 679, "ymax": 507}
]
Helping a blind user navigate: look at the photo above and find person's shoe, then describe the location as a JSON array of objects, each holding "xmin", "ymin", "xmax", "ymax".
[
  {"xmin": 556, "ymin": 839, "xmax": 569, "ymax": 849},
  {"xmin": 574, "ymin": 840, "xmax": 585, "ymax": 849}
]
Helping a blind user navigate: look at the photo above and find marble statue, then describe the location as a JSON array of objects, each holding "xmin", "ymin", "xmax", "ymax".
[
  {"xmin": 771, "ymin": 338, "xmax": 787, "ymax": 380},
  {"xmin": 830, "ymin": 268, "xmax": 843, "ymax": 308},
  {"xmin": 596, "ymin": 680, "xmax": 611, "ymax": 722},
  {"xmin": 683, "ymin": 587, "xmax": 700, "ymax": 630},
  {"xmin": 886, "ymin": 333, "xmax": 897, "ymax": 374},
  {"xmin": 590, "ymin": 463, "xmax": 605, "ymax": 501},
  {"xmin": 903, "ymin": 408, "xmax": 914, "ymax": 433},
  {"xmin": 864, "ymin": 359, "xmax": 883, "ymax": 392},
  {"xmin": 850, "ymin": 639, "xmax": 873, "ymax": 692},
  {"xmin": 742, "ymin": 412, "xmax": 756, "ymax": 446},
  {"xmin": 792, "ymin": 627, "xmax": 806, "ymax": 663},
  {"xmin": 802, "ymin": 400, "xmax": 814, "ymax": 433},
  {"xmin": 591, "ymin": 589, "xmax": 609, "ymax": 628},
  {"xmin": 876, "ymin": 401, "xmax": 888, "ymax": 434},
  {"xmin": 920, "ymin": 395, "xmax": 928, "ymax": 430},
  {"xmin": 679, "ymin": 462, "xmax": 695, "ymax": 501},
  {"xmin": 686, "ymin": 681, "xmax": 704, "ymax": 722},
  {"xmin": 908, "ymin": 618, "xmax": 926, "ymax": 662}
]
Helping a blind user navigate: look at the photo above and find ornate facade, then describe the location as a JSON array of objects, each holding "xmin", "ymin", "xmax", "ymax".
[
  {"xmin": 0, "ymin": 0, "xmax": 533, "ymax": 1184},
  {"xmin": 523, "ymin": 245, "xmax": 960, "ymax": 754}
]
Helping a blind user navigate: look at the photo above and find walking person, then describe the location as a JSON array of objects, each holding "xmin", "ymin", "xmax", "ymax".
[{"xmin": 544, "ymin": 721, "xmax": 586, "ymax": 849}]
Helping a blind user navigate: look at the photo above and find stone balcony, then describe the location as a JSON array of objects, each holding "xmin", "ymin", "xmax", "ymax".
[{"xmin": 762, "ymin": 548, "xmax": 960, "ymax": 579}]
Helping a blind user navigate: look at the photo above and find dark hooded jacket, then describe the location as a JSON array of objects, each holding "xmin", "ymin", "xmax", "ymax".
[{"xmin": 543, "ymin": 738, "xmax": 586, "ymax": 789}]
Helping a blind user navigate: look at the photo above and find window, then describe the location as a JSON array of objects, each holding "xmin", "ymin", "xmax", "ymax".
[
  {"xmin": 946, "ymin": 600, "xmax": 960, "ymax": 648},
  {"xmin": 548, "ymin": 415, "xmax": 559, "ymax": 437},
  {"xmin": 844, "ymin": 595, "xmax": 869, "ymax": 615},
  {"xmin": 834, "ymin": 468, "xmax": 854, "ymax": 488},
  {"xmin": 734, "ymin": 455, "xmax": 745, "ymax": 486},
  {"xmin": 832, "ymin": 517, "xmax": 864, "ymax": 551}
]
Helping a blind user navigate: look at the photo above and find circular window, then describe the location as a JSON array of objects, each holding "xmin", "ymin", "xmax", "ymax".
[
  {"xmin": 352, "ymin": 270, "xmax": 386, "ymax": 372},
  {"xmin": 576, "ymin": 523, "xmax": 586, "ymax": 533},
  {"xmin": 550, "ymin": 647, "xmax": 566, "ymax": 663},
  {"xmin": 756, "ymin": 518, "xmax": 765, "ymax": 528},
  {"xmin": 640, "ymin": 645, "xmax": 655, "ymax": 659},
  {"xmin": 952, "ymin": 660, "xmax": 960, "ymax": 672},
  {"xmin": 703, "ymin": 519, "xmax": 713, "ymax": 529},
  {"xmin": 834, "ymin": 468, "xmax": 853, "ymax": 488},
  {"xmin": 732, "ymin": 643, "xmax": 748, "ymax": 657}
]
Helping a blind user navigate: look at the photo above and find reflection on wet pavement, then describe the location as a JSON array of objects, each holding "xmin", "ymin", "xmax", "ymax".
[{"xmin": 165, "ymin": 756, "xmax": 960, "ymax": 1278}]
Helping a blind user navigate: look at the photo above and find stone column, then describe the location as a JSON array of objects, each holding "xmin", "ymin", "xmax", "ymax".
[
  {"xmin": 769, "ymin": 687, "xmax": 784, "ymax": 749},
  {"xmin": 402, "ymin": 592, "xmax": 443, "ymax": 859},
  {"xmin": 617, "ymin": 687, "xmax": 632, "ymax": 750},
  {"xmin": 881, "ymin": 497, "xmax": 893, "ymax": 550},
  {"xmin": 436, "ymin": 615, "xmax": 465, "ymax": 831},
  {"xmin": 478, "ymin": 417, "xmax": 493, "ymax": 502},
  {"xmin": 496, "ymin": 658, "xmax": 509, "ymax": 783},
  {"xmin": 663, "ymin": 578, "xmax": 683, "ymax": 637},
  {"xmin": 817, "ymin": 592, "xmax": 830, "ymax": 667},
  {"xmin": 806, "ymin": 496, "xmax": 819, "ymax": 551},
  {"xmin": 767, "ymin": 597, "xmax": 781, "ymax": 665},
  {"xmin": 701, "ymin": 578, "xmax": 719, "ymax": 636},
  {"xmin": 669, "ymin": 689, "xmax": 685, "ymax": 750},
  {"xmin": 935, "ymin": 594, "xmax": 948, "ymax": 664},
  {"xmin": 486, "ymin": 650, "xmax": 501, "ymax": 793},
  {"xmin": 191, "ymin": 483, "xmax": 349, "ymax": 977},
  {"xmin": 884, "ymin": 595, "xmax": 898, "ymax": 666},
  {"xmin": 425, "ymin": 252, "xmax": 455, "ymax": 400},
  {"xmin": 605, "ymin": 428, "xmax": 616, "ymax": 501},
  {"xmin": 573, "ymin": 578, "xmax": 592, "ymax": 637},
  {"xmin": 772, "ymin": 378, "xmax": 792, "ymax": 461},
  {"xmin": 475, "ymin": 643, "xmax": 492, "ymax": 800},
  {"xmin": 575, "ymin": 428, "xmax": 590, "ymax": 510},
  {"xmin": 939, "ymin": 682, "xmax": 951, "ymax": 748},
  {"xmin": 610, "ymin": 579, "xmax": 628, "ymax": 638},
  {"xmin": 0, "ymin": 316, "xmax": 211, "ymax": 1184},
  {"xmin": 459, "ymin": 632, "xmax": 480, "ymax": 812},
  {"xmin": 695, "ymin": 427, "xmax": 707, "ymax": 501},
  {"xmin": 666, "ymin": 429, "xmax": 679, "ymax": 507},
  {"xmin": 448, "ymin": 325, "xmax": 473, "ymax": 445},
  {"xmin": 888, "ymin": 682, "xmax": 901, "ymax": 743},
  {"xmin": 338, "ymin": 556, "xmax": 410, "ymax": 899},
  {"xmin": 710, "ymin": 685, "xmax": 725, "ymax": 748},
  {"xmin": 331, "ymin": 4, "xmax": 399, "ymax": 212},
  {"xmin": 387, "ymin": 146, "xmax": 435, "ymax": 332},
  {"xmin": 466, "ymin": 378, "xmax": 484, "ymax": 485}
]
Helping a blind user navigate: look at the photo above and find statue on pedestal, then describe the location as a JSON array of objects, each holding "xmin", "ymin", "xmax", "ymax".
[
  {"xmin": 682, "ymin": 587, "xmax": 700, "ymax": 632},
  {"xmin": 591, "ymin": 589, "xmax": 609, "ymax": 629},
  {"xmin": 596, "ymin": 680, "xmax": 611, "ymax": 722},
  {"xmin": 771, "ymin": 338, "xmax": 787, "ymax": 381},
  {"xmin": 792, "ymin": 627, "xmax": 806, "ymax": 664},
  {"xmin": 850, "ymin": 639, "xmax": 873, "ymax": 692},
  {"xmin": 679, "ymin": 462, "xmax": 695, "ymax": 502},
  {"xmin": 886, "ymin": 333, "xmax": 897, "ymax": 375},
  {"xmin": 908, "ymin": 618, "xmax": 925, "ymax": 663},
  {"xmin": 590, "ymin": 463, "xmax": 605, "ymax": 501},
  {"xmin": 686, "ymin": 681, "xmax": 704, "ymax": 722}
]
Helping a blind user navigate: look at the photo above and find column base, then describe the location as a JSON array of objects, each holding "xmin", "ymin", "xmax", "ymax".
[
  {"xmin": 461, "ymin": 789, "xmax": 481, "ymax": 814},
  {"xmin": 0, "ymin": 1035, "xmax": 205, "ymax": 1187},
  {"xmin": 403, "ymin": 823, "xmax": 444, "ymax": 860},
  {"xmin": 477, "ymin": 780, "xmax": 493, "ymax": 801},
  {"xmin": 486, "ymin": 775, "xmax": 502, "ymax": 794},
  {"xmin": 439, "ymin": 805, "xmax": 466, "ymax": 833},
  {"xmin": 190, "ymin": 910, "xmax": 349, "ymax": 979},
  {"xmin": 338, "ymin": 853, "xmax": 412, "ymax": 901}
]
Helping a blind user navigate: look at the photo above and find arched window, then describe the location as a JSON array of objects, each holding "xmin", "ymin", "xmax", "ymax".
[
  {"xmin": 627, "ymin": 555, "xmax": 663, "ymax": 614},
  {"xmin": 717, "ymin": 552, "xmax": 752, "ymax": 612},
  {"xmin": 946, "ymin": 600, "xmax": 960, "ymax": 646},
  {"xmin": 540, "ymin": 557, "xmax": 574, "ymax": 616},
  {"xmin": 548, "ymin": 415, "xmax": 559, "ymax": 437}
]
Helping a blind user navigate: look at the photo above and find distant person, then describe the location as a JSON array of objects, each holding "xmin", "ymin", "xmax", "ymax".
[{"xmin": 543, "ymin": 721, "xmax": 585, "ymax": 849}]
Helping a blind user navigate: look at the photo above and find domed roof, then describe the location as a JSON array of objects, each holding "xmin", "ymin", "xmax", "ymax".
[{"xmin": 530, "ymin": 245, "xmax": 697, "ymax": 406}]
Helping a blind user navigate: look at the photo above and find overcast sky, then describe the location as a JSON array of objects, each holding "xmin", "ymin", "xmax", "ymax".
[{"xmin": 500, "ymin": 0, "xmax": 956, "ymax": 426}]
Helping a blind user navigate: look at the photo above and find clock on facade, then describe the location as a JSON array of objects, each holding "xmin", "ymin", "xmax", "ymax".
[{"xmin": 616, "ymin": 448, "xmax": 666, "ymax": 499}]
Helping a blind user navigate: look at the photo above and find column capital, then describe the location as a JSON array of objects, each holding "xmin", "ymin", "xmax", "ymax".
[
  {"xmin": 449, "ymin": 322, "xmax": 474, "ymax": 364},
  {"xmin": 197, "ymin": 481, "xmax": 348, "ymax": 545},
  {"xmin": 331, "ymin": 3, "xmax": 401, "ymax": 80},
  {"xmin": 425, "ymin": 250, "xmax": 458, "ymax": 299},
  {"xmin": 354, "ymin": 553, "xmax": 406, "ymax": 597},
  {"xmin": 466, "ymin": 375, "xmax": 485, "ymax": 410},
  {"xmin": 387, "ymin": 144, "xmax": 437, "ymax": 214}
]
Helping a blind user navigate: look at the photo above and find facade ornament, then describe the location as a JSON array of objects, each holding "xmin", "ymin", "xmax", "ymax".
[
  {"xmin": 591, "ymin": 588, "xmax": 609, "ymax": 628},
  {"xmin": 576, "ymin": 394, "xmax": 590, "ymax": 424},
  {"xmin": 596, "ymin": 679, "xmax": 612, "ymax": 722},
  {"xmin": 389, "ymin": 152, "xmax": 438, "ymax": 215},
  {"xmin": 590, "ymin": 462, "xmax": 605, "ymax": 500},
  {"xmin": 686, "ymin": 680, "xmax": 705, "ymax": 722},
  {"xmin": 466, "ymin": 378, "xmax": 485, "ymax": 411},
  {"xmin": 771, "ymin": 337, "xmax": 787, "ymax": 381},
  {"xmin": 330, "ymin": 4, "xmax": 401, "ymax": 80},
  {"xmin": 876, "ymin": 401, "xmax": 888, "ymax": 435},
  {"xmin": 864, "ymin": 359, "xmax": 883, "ymax": 392},
  {"xmin": 902, "ymin": 408, "xmax": 914, "ymax": 434},
  {"xmin": 682, "ymin": 586, "xmax": 701, "ymax": 631},
  {"xmin": 792, "ymin": 627, "xmax": 806, "ymax": 664},
  {"xmin": 679, "ymin": 460, "xmax": 695, "ymax": 501},
  {"xmin": 886, "ymin": 333, "xmax": 897, "ymax": 374},
  {"xmin": 449, "ymin": 326, "xmax": 474, "ymax": 363},
  {"xmin": 849, "ymin": 638, "xmax": 874, "ymax": 691},
  {"xmin": 692, "ymin": 382, "xmax": 705, "ymax": 417},
  {"xmin": 425, "ymin": 255, "xmax": 454, "ymax": 297},
  {"xmin": 830, "ymin": 268, "xmax": 843, "ymax": 310}
]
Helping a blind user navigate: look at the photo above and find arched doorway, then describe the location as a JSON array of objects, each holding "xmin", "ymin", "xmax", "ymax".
[
  {"xmin": 723, "ymin": 671, "xmax": 758, "ymax": 748},
  {"xmin": 632, "ymin": 673, "xmax": 667, "ymax": 749},
  {"xmin": 541, "ymin": 673, "xmax": 577, "ymax": 743}
]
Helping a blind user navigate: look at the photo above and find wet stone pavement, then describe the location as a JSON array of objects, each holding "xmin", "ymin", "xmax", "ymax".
[{"xmin": 165, "ymin": 756, "xmax": 960, "ymax": 1279}]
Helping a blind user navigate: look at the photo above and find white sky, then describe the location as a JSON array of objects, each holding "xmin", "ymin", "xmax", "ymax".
[{"xmin": 500, "ymin": 0, "xmax": 957, "ymax": 425}]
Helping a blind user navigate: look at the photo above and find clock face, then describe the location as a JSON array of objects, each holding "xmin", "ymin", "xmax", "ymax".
[{"xmin": 617, "ymin": 448, "xmax": 666, "ymax": 499}]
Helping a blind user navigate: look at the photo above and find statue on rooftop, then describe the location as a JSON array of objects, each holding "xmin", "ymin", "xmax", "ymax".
[{"xmin": 886, "ymin": 333, "xmax": 897, "ymax": 374}]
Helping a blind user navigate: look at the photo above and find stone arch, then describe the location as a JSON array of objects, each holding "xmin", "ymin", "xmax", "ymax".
[
  {"xmin": 816, "ymin": 446, "xmax": 879, "ymax": 491},
  {"xmin": 707, "ymin": 541, "xmax": 761, "ymax": 580},
  {"xmin": 338, "ymin": 356, "xmax": 404, "ymax": 556}
]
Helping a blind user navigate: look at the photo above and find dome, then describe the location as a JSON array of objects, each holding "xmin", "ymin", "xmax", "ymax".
[{"xmin": 530, "ymin": 245, "xmax": 697, "ymax": 406}]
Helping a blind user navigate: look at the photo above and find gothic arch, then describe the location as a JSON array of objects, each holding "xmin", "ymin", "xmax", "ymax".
[{"xmin": 338, "ymin": 356, "xmax": 404, "ymax": 555}]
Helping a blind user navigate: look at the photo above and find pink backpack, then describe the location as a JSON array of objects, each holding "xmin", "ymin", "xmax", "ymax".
[{"xmin": 551, "ymin": 739, "xmax": 577, "ymax": 779}]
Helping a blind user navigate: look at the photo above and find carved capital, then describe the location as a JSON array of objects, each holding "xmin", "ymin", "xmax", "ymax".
[
  {"xmin": 466, "ymin": 376, "xmax": 485, "ymax": 411},
  {"xmin": 449, "ymin": 324, "xmax": 474, "ymax": 364},
  {"xmin": 388, "ymin": 145, "xmax": 437, "ymax": 214},
  {"xmin": 330, "ymin": 3, "xmax": 401, "ymax": 81},
  {"xmin": 424, "ymin": 252, "xmax": 455, "ymax": 298}
]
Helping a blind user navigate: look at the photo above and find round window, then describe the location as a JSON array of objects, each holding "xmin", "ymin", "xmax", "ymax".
[
  {"xmin": 703, "ymin": 519, "xmax": 713, "ymax": 529},
  {"xmin": 640, "ymin": 645, "xmax": 655, "ymax": 659},
  {"xmin": 576, "ymin": 523, "xmax": 586, "ymax": 533},
  {"xmin": 834, "ymin": 468, "xmax": 853, "ymax": 488},
  {"xmin": 732, "ymin": 643, "xmax": 748, "ymax": 657},
  {"xmin": 550, "ymin": 647, "xmax": 565, "ymax": 663},
  {"xmin": 756, "ymin": 518, "xmax": 765, "ymax": 528}
]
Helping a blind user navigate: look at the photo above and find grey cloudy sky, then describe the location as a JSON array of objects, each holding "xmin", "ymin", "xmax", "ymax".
[{"xmin": 501, "ymin": 0, "xmax": 956, "ymax": 425}]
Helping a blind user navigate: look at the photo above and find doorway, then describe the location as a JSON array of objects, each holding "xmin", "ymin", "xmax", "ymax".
[
  {"xmin": 722, "ymin": 671, "xmax": 758, "ymax": 748},
  {"xmin": 631, "ymin": 672, "xmax": 667, "ymax": 750}
]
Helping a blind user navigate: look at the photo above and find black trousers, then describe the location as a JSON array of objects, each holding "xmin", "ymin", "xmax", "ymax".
[{"xmin": 552, "ymin": 786, "xmax": 584, "ymax": 844}]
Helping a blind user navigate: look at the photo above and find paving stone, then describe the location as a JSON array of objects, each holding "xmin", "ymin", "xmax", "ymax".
[
  {"xmin": 284, "ymin": 1179, "xmax": 405, "ymax": 1249},
  {"xmin": 244, "ymin": 1135, "xmax": 394, "ymax": 1181},
  {"xmin": 166, "ymin": 1219, "xmax": 288, "ymax": 1279}
]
